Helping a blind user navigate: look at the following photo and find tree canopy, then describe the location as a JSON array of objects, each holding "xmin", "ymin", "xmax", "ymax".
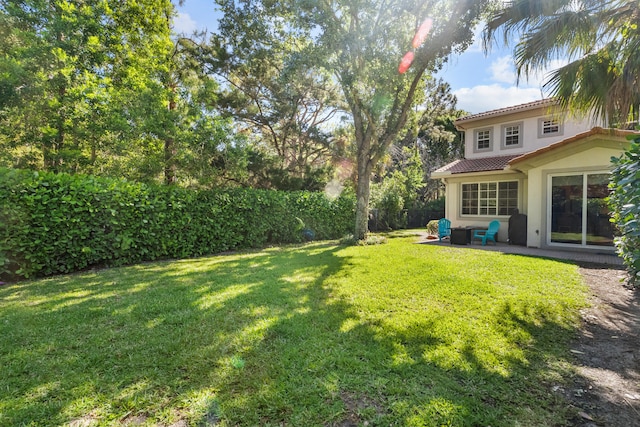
[
  {"xmin": 0, "ymin": 0, "xmax": 234, "ymax": 185},
  {"xmin": 213, "ymin": 0, "xmax": 491, "ymax": 238},
  {"xmin": 208, "ymin": 1, "xmax": 346, "ymax": 190},
  {"xmin": 1, "ymin": 0, "xmax": 489, "ymax": 237}
]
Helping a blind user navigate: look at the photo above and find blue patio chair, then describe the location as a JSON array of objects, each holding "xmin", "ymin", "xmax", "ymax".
[
  {"xmin": 438, "ymin": 218, "xmax": 451, "ymax": 242},
  {"xmin": 472, "ymin": 220, "xmax": 500, "ymax": 246}
]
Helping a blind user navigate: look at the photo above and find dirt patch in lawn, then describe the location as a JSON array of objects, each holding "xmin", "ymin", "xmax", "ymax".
[{"xmin": 564, "ymin": 265, "xmax": 640, "ymax": 426}]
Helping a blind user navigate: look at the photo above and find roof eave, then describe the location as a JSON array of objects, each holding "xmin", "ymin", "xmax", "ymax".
[
  {"xmin": 455, "ymin": 99, "xmax": 558, "ymax": 128},
  {"xmin": 430, "ymin": 171, "xmax": 451, "ymax": 179},
  {"xmin": 435, "ymin": 168, "xmax": 520, "ymax": 178},
  {"xmin": 509, "ymin": 127, "xmax": 638, "ymax": 167}
]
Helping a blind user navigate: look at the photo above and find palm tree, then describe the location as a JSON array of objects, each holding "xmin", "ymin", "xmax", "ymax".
[{"xmin": 484, "ymin": 0, "xmax": 640, "ymax": 126}]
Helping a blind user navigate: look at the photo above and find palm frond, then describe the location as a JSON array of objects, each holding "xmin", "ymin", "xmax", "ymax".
[
  {"xmin": 488, "ymin": 0, "xmax": 640, "ymax": 124},
  {"xmin": 513, "ymin": 9, "xmax": 599, "ymax": 81},
  {"xmin": 543, "ymin": 49, "xmax": 617, "ymax": 122},
  {"xmin": 484, "ymin": 0, "xmax": 575, "ymax": 50}
]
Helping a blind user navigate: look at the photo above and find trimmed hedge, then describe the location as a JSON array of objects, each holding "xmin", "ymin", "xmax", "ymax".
[
  {"xmin": 610, "ymin": 136, "xmax": 640, "ymax": 287},
  {"xmin": 0, "ymin": 168, "xmax": 355, "ymax": 280}
]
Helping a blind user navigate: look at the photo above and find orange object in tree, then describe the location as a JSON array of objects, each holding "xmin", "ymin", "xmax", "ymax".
[
  {"xmin": 412, "ymin": 18, "xmax": 433, "ymax": 49},
  {"xmin": 398, "ymin": 51, "xmax": 414, "ymax": 74}
]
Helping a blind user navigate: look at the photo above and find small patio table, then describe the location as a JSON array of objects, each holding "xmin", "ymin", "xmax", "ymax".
[
  {"xmin": 450, "ymin": 226, "xmax": 487, "ymax": 245},
  {"xmin": 450, "ymin": 227, "xmax": 474, "ymax": 245}
]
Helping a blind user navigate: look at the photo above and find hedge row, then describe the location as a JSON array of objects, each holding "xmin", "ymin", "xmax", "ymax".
[
  {"xmin": 610, "ymin": 136, "xmax": 640, "ymax": 287},
  {"xmin": 0, "ymin": 168, "xmax": 355, "ymax": 280}
]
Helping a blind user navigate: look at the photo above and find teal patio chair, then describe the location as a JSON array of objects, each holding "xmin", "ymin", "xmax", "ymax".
[
  {"xmin": 438, "ymin": 218, "xmax": 451, "ymax": 242},
  {"xmin": 472, "ymin": 220, "xmax": 500, "ymax": 246}
]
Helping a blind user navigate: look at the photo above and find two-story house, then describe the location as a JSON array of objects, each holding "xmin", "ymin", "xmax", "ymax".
[{"xmin": 432, "ymin": 99, "xmax": 638, "ymax": 251}]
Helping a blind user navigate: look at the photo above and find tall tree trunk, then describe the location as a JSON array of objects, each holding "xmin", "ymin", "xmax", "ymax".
[
  {"xmin": 54, "ymin": 119, "xmax": 64, "ymax": 171},
  {"xmin": 49, "ymin": 82, "xmax": 67, "ymax": 172},
  {"xmin": 165, "ymin": 96, "xmax": 177, "ymax": 185},
  {"xmin": 164, "ymin": 136, "xmax": 177, "ymax": 184},
  {"xmin": 354, "ymin": 136, "xmax": 373, "ymax": 240}
]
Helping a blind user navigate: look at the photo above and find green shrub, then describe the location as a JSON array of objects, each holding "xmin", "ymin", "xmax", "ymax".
[
  {"xmin": 610, "ymin": 137, "xmax": 640, "ymax": 286},
  {"xmin": 424, "ymin": 196, "xmax": 445, "ymax": 213},
  {"xmin": 370, "ymin": 172, "xmax": 408, "ymax": 230},
  {"xmin": 0, "ymin": 168, "xmax": 355, "ymax": 280},
  {"xmin": 426, "ymin": 220, "xmax": 439, "ymax": 235},
  {"xmin": 338, "ymin": 233, "xmax": 387, "ymax": 246}
]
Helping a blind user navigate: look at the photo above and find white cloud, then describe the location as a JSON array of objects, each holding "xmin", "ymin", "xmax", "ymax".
[
  {"xmin": 453, "ymin": 85, "xmax": 544, "ymax": 114},
  {"xmin": 452, "ymin": 55, "xmax": 571, "ymax": 114},
  {"xmin": 489, "ymin": 55, "xmax": 572, "ymax": 89},
  {"xmin": 173, "ymin": 12, "xmax": 198, "ymax": 34},
  {"xmin": 489, "ymin": 56, "xmax": 517, "ymax": 85}
]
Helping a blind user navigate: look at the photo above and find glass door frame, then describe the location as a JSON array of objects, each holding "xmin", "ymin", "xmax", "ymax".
[{"xmin": 546, "ymin": 170, "xmax": 614, "ymax": 249}]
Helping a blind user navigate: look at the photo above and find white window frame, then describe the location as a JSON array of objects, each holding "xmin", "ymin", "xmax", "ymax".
[
  {"xmin": 501, "ymin": 122, "xmax": 523, "ymax": 149},
  {"xmin": 461, "ymin": 180, "xmax": 519, "ymax": 217},
  {"xmin": 473, "ymin": 128, "xmax": 493, "ymax": 153},
  {"xmin": 537, "ymin": 117, "xmax": 564, "ymax": 138},
  {"xmin": 546, "ymin": 171, "xmax": 615, "ymax": 249}
]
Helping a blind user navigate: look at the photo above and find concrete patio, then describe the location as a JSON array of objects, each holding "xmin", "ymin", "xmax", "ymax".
[{"xmin": 418, "ymin": 234, "xmax": 624, "ymax": 267}]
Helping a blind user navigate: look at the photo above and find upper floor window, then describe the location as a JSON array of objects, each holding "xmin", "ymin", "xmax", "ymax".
[
  {"xmin": 504, "ymin": 125, "xmax": 520, "ymax": 146},
  {"xmin": 501, "ymin": 122, "xmax": 523, "ymax": 149},
  {"xmin": 541, "ymin": 119, "xmax": 559, "ymax": 134},
  {"xmin": 474, "ymin": 128, "xmax": 492, "ymax": 152},
  {"xmin": 538, "ymin": 117, "xmax": 564, "ymax": 138}
]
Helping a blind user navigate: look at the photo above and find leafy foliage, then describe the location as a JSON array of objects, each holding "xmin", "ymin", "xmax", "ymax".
[
  {"xmin": 214, "ymin": 0, "xmax": 492, "ymax": 239},
  {"xmin": 406, "ymin": 81, "xmax": 466, "ymax": 202},
  {"xmin": 0, "ymin": 0, "xmax": 166, "ymax": 171},
  {"xmin": 485, "ymin": 0, "xmax": 640, "ymax": 125},
  {"xmin": 0, "ymin": 0, "xmax": 241, "ymax": 187},
  {"xmin": 0, "ymin": 168, "xmax": 355, "ymax": 280},
  {"xmin": 208, "ymin": 4, "xmax": 345, "ymax": 190},
  {"xmin": 371, "ymin": 148, "xmax": 425, "ymax": 229},
  {"xmin": 370, "ymin": 173, "xmax": 408, "ymax": 230},
  {"xmin": 315, "ymin": 0, "xmax": 491, "ymax": 239},
  {"xmin": 609, "ymin": 136, "xmax": 640, "ymax": 286},
  {"xmin": 426, "ymin": 219, "xmax": 439, "ymax": 235}
]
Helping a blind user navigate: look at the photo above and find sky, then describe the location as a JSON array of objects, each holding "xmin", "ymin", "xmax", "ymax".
[{"xmin": 173, "ymin": 1, "xmax": 559, "ymax": 115}]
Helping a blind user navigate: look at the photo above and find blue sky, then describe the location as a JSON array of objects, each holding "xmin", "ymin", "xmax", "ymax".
[{"xmin": 173, "ymin": 1, "xmax": 559, "ymax": 114}]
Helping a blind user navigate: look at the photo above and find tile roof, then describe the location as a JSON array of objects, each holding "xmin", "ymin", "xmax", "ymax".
[
  {"xmin": 509, "ymin": 127, "xmax": 639, "ymax": 165},
  {"xmin": 455, "ymin": 99, "xmax": 557, "ymax": 125},
  {"xmin": 434, "ymin": 154, "xmax": 521, "ymax": 175},
  {"xmin": 433, "ymin": 127, "xmax": 639, "ymax": 177}
]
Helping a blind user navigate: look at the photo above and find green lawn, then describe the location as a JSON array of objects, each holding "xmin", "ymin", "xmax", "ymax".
[{"xmin": 0, "ymin": 235, "xmax": 588, "ymax": 426}]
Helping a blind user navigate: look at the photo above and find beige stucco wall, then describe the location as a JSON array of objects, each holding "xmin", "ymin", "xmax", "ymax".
[
  {"xmin": 442, "ymin": 171, "xmax": 526, "ymax": 243},
  {"xmin": 462, "ymin": 112, "xmax": 598, "ymax": 160},
  {"xmin": 519, "ymin": 144, "xmax": 627, "ymax": 249},
  {"xmin": 441, "ymin": 138, "xmax": 629, "ymax": 248}
]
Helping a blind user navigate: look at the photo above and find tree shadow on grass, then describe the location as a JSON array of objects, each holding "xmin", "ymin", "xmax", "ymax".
[
  {"xmin": 0, "ymin": 243, "xmax": 352, "ymax": 425},
  {"xmin": 0, "ymin": 242, "xmax": 587, "ymax": 426}
]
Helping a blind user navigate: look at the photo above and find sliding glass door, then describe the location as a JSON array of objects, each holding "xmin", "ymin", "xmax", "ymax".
[{"xmin": 549, "ymin": 173, "xmax": 614, "ymax": 247}]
